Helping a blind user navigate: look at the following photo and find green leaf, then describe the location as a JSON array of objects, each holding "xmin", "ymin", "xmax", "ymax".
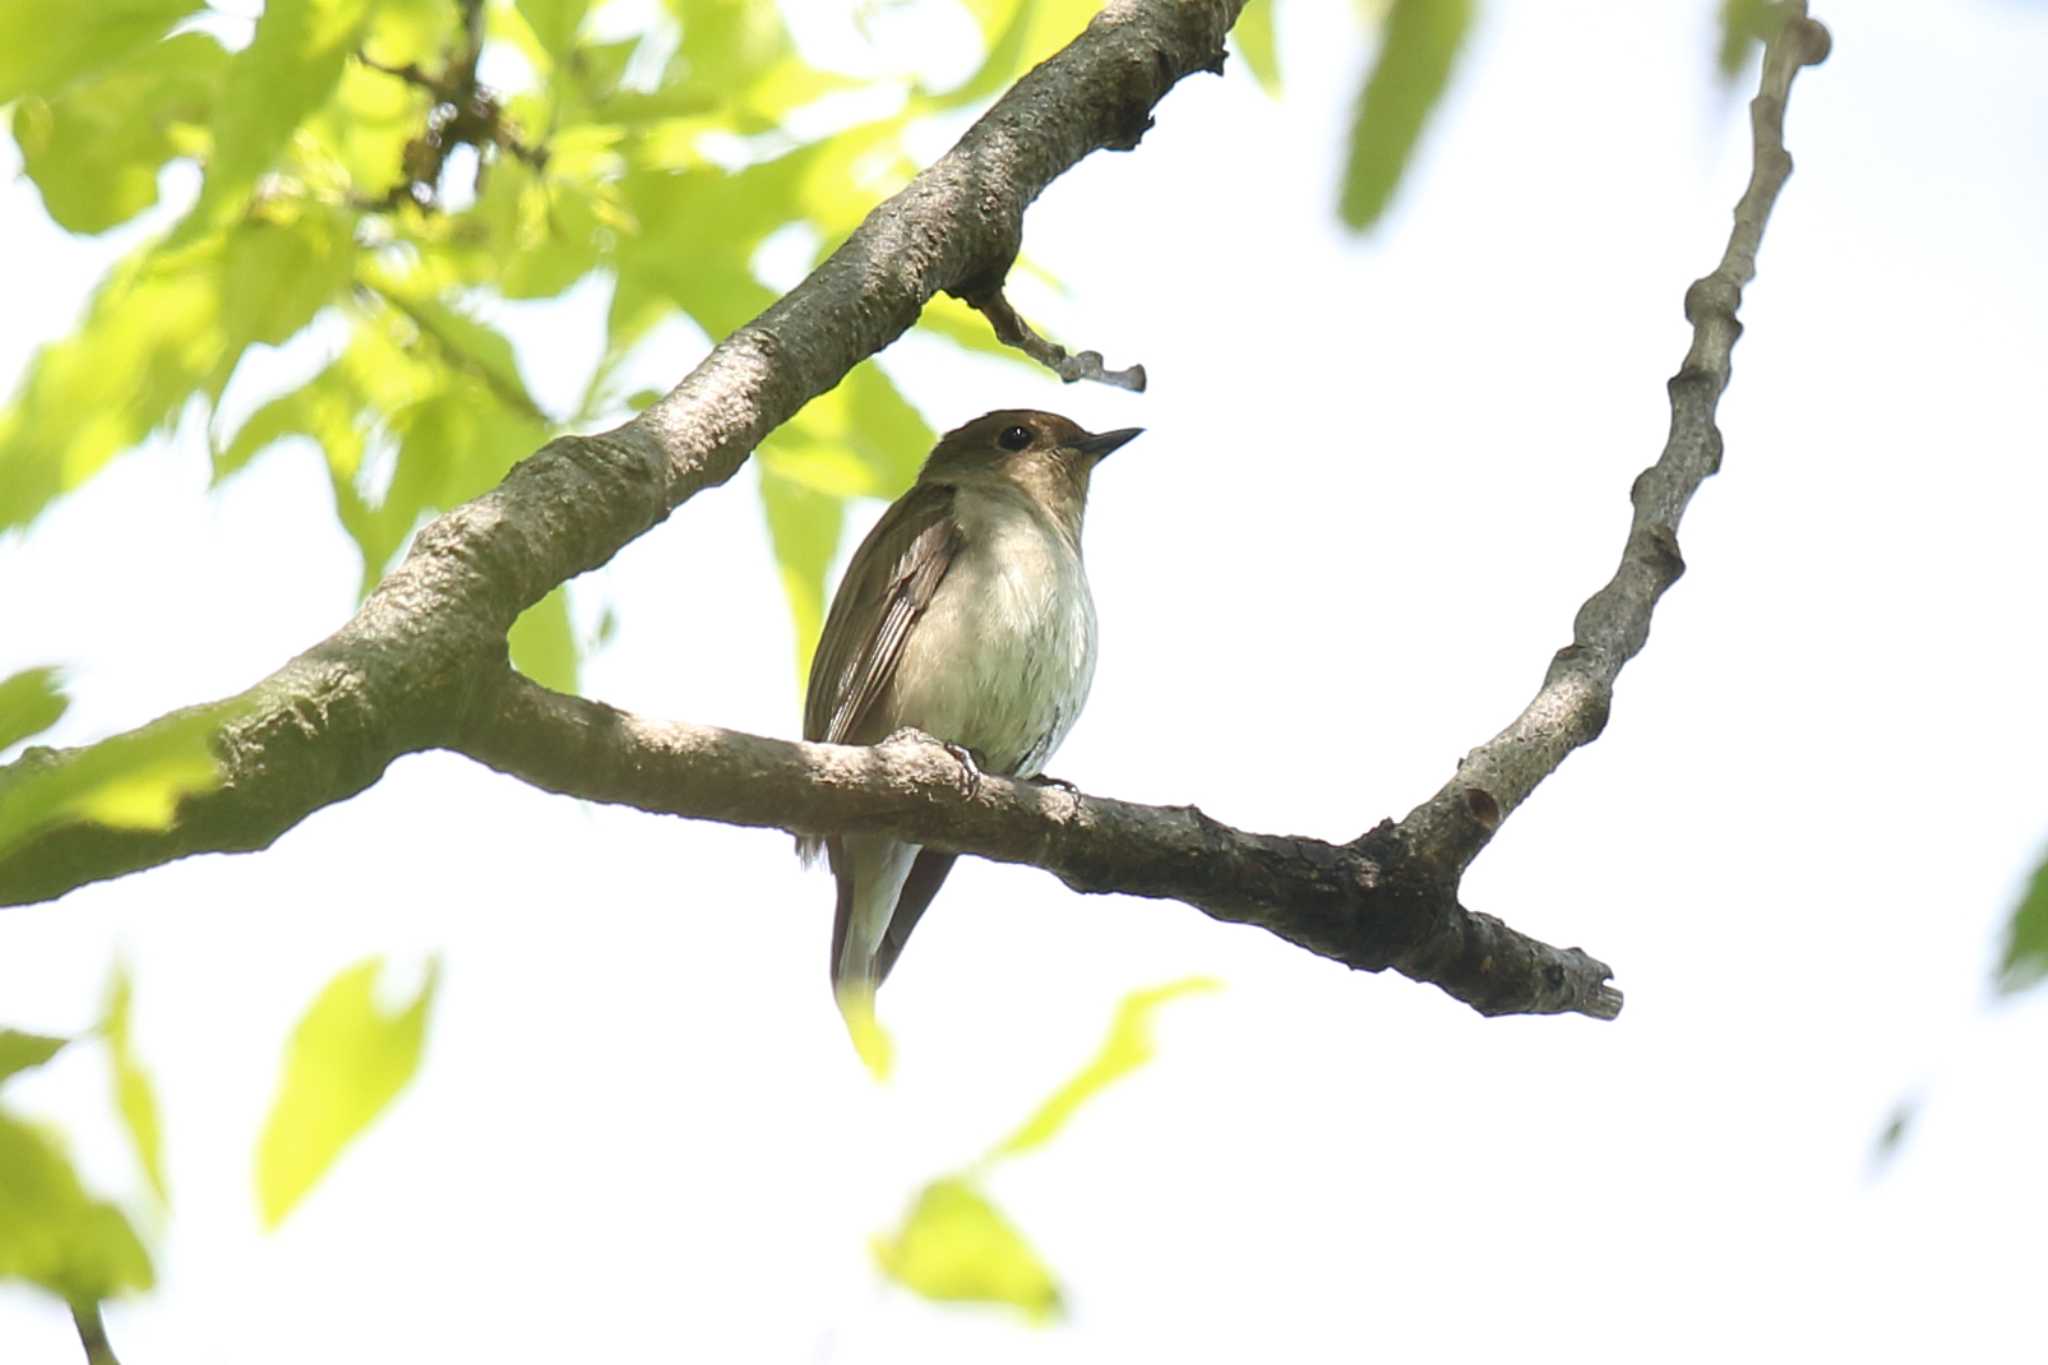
[
  {"xmin": 212, "ymin": 358, "xmax": 365, "ymax": 487},
  {"xmin": 103, "ymin": 967, "xmax": 168, "ymax": 1205},
  {"xmin": 516, "ymin": 0, "xmax": 591, "ymax": 65},
  {"xmin": 1338, "ymin": 0, "xmax": 1476, "ymax": 232},
  {"xmin": 872, "ymin": 1177, "xmax": 1062, "ymax": 1322},
  {"xmin": 988, "ymin": 978, "xmax": 1220, "ymax": 1161},
  {"xmin": 256, "ymin": 957, "xmax": 439, "ymax": 1230},
  {"xmin": 11, "ymin": 30, "xmax": 228, "ymax": 234},
  {"xmin": 757, "ymin": 355, "xmax": 932, "ymax": 681},
  {"xmin": 1233, "ymin": 0, "xmax": 1282, "ymax": 96},
  {"xmin": 0, "ymin": 1032, "xmax": 69, "ymax": 1086},
  {"xmin": 465, "ymin": 165, "xmax": 610, "ymax": 302},
  {"xmin": 219, "ymin": 202, "xmax": 358, "ymax": 354},
  {"xmin": 0, "ymin": 668, "xmax": 69, "ymax": 755},
  {"xmin": 0, "ymin": 1112, "xmax": 154, "ymax": 1302},
  {"xmin": 658, "ymin": 0, "xmax": 853, "ymax": 129},
  {"xmin": 360, "ymin": 0, "xmax": 456, "ymax": 69},
  {"xmin": 0, "ymin": 235, "xmax": 230, "ymax": 532},
  {"xmin": 1715, "ymin": 0, "xmax": 1776, "ymax": 81},
  {"xmin": 913, "ymin": 294, "xmax": 1041, "ymax": 368},
  {"xmin": 368, "ymin": 279, "xmax": 550, "ymax": 425},
  {"xmin": 509, "ymin": 586, "xmax": 582, "ymax": 695},
  {"xmin": 757, "ymin": 361, "xmax": 933, "ymax": 500},
  {"xmin": 0, "ymin": 0, "xmax": 202, "ymax": 105},
  {"xmin": 1996, "ymin": 845, "xmax": 2048, "ymax": 994},
  {"xmin": 0, "ymin": 705, "xmax": 229, "ymax": 863},
  {"xmin": 1872, "ymin": 1096, "xmax": 1916, "ymax": 1169},
  {"xmin": 758, "ymin": 466, "xmax": 844, "ymax": 686},
  {"xmin": 202, "ymin": 0, "xmax": 373, "ymax": 217}
]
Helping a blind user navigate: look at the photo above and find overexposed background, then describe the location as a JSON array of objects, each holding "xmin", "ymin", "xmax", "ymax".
[{"xmin": 5, "ymin": 1, "xmax": 2048, "ymax": 1359}]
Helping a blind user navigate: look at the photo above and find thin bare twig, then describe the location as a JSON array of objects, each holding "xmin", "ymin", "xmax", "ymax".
[
  {"xmin": 954, "ymin": 281, "xmax": 1148, "ymax": 391},
  {"xmin": 1395, "ymin": 3, "xmax": 1831, "ymax": 875}
]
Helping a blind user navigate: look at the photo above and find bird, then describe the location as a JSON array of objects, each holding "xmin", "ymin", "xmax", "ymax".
[{"xmin": 799, "ymin": 408, "xmax": 1141, "ymax": 1016}]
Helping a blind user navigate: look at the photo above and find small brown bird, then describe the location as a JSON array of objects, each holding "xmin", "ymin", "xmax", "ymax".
[{"xmin": 799, "ymin": 409, "xmax": 1142, "ymax": 1010}]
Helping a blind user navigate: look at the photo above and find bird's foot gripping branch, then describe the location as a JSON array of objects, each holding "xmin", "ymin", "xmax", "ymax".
[{"xmin": 0, "ymin": 2, "xmax": 1830, "ymax": 1026}]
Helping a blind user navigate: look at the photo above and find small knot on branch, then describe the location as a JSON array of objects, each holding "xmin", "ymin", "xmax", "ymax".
[{"xmin": 1788, "ymin": 17, "xmax": 1832, "ymax": 66}]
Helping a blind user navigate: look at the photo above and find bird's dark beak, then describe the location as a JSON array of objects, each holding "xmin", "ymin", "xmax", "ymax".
[{"xmin": 1071, "ymin": 427, "xmax": 1143, "ymax": 462}]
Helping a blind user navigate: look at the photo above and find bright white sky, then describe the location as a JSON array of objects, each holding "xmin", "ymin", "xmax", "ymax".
[{"xmin": 5, "ymin": 1, "xmax": 2048, "ymax": 1360}]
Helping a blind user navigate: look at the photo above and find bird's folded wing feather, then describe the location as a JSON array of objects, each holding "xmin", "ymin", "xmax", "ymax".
[{"xmin": 803, "ymin": 482, "xmax": 964, "ymax": 748}]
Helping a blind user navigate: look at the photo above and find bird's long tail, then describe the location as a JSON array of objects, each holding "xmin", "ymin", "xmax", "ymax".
[{"xmin": 828, "ymin": 835, "xmax": 919, "ymax": 1077}]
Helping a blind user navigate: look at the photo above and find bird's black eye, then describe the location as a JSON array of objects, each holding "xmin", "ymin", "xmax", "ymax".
[{"xmin": 997, "ymin": 424, "xmax": 1033, "ymax": 452}]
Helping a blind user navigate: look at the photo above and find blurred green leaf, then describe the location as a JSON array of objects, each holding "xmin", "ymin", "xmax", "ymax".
[
  {"xmin": 0, "ymin": 706, "xmax": 228, "ymax": 862},
  {"xmin": 370, "ymin": 385, "xmax": 550, "ymax": 586},
  {"xmin": 872, "ymin": 1177, "xmax": 1061, "ymax": 1322},
  {"xmin": 913, "ymin": 294, "xmax": 1039, "ymax": 367},
  {"xmin": 360, "ymin": 0, "xmax": 455, "ymax": 69},
  {"xmin": 1871, "ymin": 1096, "xmax": 1917, "ymax": 1170},
  {"xmin": 267, "ymin": 298, "xmax": 550, "ymax": 593},
  {"xmin": 11, "ymin": 31, "xmax": 227, "ymax": 234},
  {"xmin": 0, "ymin": 668, "xmax": 69, "ymax": 755},
  {"xmin": 0, "ymin": 1032, "xmax": 69, "ymax": 1086},
  {"xmin": 256, "ymin": 957, "xmax": 439, "ymax": 1230},
  {"xmin": 837, "ymin": 982, "xmax": 896, "ymax": 1082},
  {"xmin": 466, "ymin": 164, "xmax": 611, "ymax": 301},
  {"xmin": 368, "ymin": 279, "xmax": 548, "ymax": 423},
  {"xmin": 1338, "ymin": 0, "xmax": 1475, "ymax": 232},
  {"xmin": 933, "ymin": 0, "xmax": 1101, "ymax": 111},
  {"xmin": 201, "ymin": 0, "xmax": 373, "ymax": 218},
  {"xmin": 759, "ymin": 361, "xmax": 932, "ymax": 500},
  {"xmin": 1233, "ymin": 0, "xmax": 1282, "ymax": 96},
  {"xmin": 103, "ymin": 967, "xmax": 168, "ymax": 1205},
  {"xmin": 0, "ymin": 204, "xmax": 352, "ymax": 530},
  {"xmin": 0, "ymin": 0, "xmax": 202, "ymax": 105},
  {"xmin": 509, "ymin": 586, "xmax": 581, "ymax": 695},
  {"xmin": 302, "ymin": 39, "xmax": 434, "ymax": 196},
  {"xmin": 758, "ymin": 466, "xmax": 844, "ymax": 685},
  {"xmin": 752, "ymin": 360, "xmax": 931, "ymax": 671},
  {"xmin": 1715, "ymin": 0, "xmax": 1776, "ymax": 80},
  {"xmin": 988, "ymin": 978, "xmax": 1220, "ymax": 1161},
  {"xmin": 0, "ymin": 1112, "xmax": 154, "ymax": 1302},
  {"xmin": 212, "ymin": 358, "xmax": 363, "ymax": 487},
  {"xmin": 517, "ymin": 0, "xmax": 591, "ymax": 65},
  {"xmin": 659, "ymin": 0, "xmax": 854, "ymax": 129},
  {"xmin": 1996, "ymin": 845, "xmax": 2048, "ymax": 994},
  {"xmin": 220, "ymin": 202, "xmax": 357, "ymax": 354},
  {"xmin": 0, "ymin": 236, "xmax": 229, "ymax": 531}
]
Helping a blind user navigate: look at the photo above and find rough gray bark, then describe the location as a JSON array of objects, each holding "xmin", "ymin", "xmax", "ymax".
[{"xmin": 0, "ymin": 3, "xmax": 1831, "ymax": 1024}]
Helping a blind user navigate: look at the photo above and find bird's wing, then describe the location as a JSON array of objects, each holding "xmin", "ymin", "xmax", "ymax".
[{"xmin": 803, "ymin": 481, "xmax": 964, "ymax": 748}]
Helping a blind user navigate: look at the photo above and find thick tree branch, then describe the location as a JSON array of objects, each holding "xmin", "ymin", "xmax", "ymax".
[
  {"xmin": 0, "ymin": 4, "xmax": 1830, "ymax": 1027},
  {"xmin": 460, "ymin": 674, "xmax": 1620, "ymax": 1018}
]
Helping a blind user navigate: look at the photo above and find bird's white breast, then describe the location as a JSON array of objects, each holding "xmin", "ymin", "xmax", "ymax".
[{"xmin": 885, "ymin": 484, "xmax": 1097, "ymax": 777}]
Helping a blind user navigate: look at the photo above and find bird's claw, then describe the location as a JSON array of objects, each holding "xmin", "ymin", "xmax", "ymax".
[
  {"xmin": 881, "ymin": 727, "xmax": 983, "ymax": 800},
  {"xmin": 941, "ymin": 742, "xmax": 982, "ymax": 799},
  {"xmin": 1028, "ymin": 773, "xmax": 1080, "ymax": 796}
]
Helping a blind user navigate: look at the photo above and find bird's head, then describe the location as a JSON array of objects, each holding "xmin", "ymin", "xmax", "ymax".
[{"xmin": 919, "ymin": 409, "xmax": 1142, "ymax": 531}]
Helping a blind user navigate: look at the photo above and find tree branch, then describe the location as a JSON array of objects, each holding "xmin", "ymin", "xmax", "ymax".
[
  {"xmin": 953, "ymin": 279, "xmax": 1149, "ymax": 390},
  {"xmin": 1395, "ymin": 4, "xmax": 1830, "ymax": 874},
  {"xmin": 0, "ymin": 0, "xmax": 1246, "ymax": 903},
  {"xmin": 70, "ymin": 1301, "xmax": 119, "ymax": 1365},
  {"xmin": 459, "ymin": 674, "xmax": 1620, "ymax": 1018},
  {"xmin": 0, "ymin": 3, "xmax": 1830, "ymax": 1027}
]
